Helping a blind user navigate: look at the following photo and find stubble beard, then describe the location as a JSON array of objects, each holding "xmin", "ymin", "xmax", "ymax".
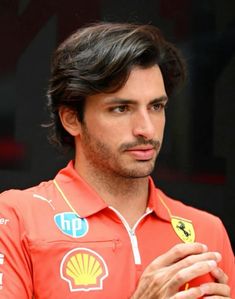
[{"xmin": 80, "ymin": 124, "xmax": 161, "ymax": 180}]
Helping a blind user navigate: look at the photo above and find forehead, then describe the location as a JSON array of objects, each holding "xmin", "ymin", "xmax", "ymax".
[
  {"xmin": 86, "ymin": 65, "xmax": 167, "ymax": 107},
  {"xmin": 118, "ymin": 65, "xmax": 166, "ymax": 98}
]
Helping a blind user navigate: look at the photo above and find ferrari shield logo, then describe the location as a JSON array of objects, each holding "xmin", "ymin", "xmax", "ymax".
[{"xmin": 171, "ymin": 217, "xmax": 195, "ymax": 243}]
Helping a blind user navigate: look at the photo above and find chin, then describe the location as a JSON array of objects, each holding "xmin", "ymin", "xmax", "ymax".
[{"xmin": 120, "ymin": 167, "xmax": 154, "ymax": 179}]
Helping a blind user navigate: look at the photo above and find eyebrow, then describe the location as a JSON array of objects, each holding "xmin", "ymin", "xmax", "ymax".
[{"xmin": 104, "ymin": 96, "xmax": 168, "ymax": 105}]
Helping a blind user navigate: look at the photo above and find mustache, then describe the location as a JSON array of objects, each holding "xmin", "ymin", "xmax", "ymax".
[{"xmin": 119, "ymin": 138, "xmax": 161, "ymax": 151}]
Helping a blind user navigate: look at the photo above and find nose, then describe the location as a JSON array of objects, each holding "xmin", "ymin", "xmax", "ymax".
[{"xmin": 132, "ymin": 109, "xmax": 155, "ymax": 140}]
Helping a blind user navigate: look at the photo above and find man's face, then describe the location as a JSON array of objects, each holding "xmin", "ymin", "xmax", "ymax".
[{"xmin": 76, "ymin": 65, "xmax": 167, "ymax": 179}]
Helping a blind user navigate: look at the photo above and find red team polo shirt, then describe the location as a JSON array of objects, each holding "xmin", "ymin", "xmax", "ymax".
[{"xmin": 0, "ymin": 161, "xmax": 234, "ymax": 298}]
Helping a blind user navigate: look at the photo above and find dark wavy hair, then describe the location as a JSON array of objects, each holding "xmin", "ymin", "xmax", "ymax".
[{"xmin": 46, "ymin": 22, "xmax": 186, "ymax": 149}]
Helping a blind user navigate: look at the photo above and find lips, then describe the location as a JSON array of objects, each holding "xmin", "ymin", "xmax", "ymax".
[{"xmin": 126, "ymin": 146, "xmax": 155, "ymax": 160}]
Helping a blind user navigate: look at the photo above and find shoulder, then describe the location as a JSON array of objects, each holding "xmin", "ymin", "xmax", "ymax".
[
  {"xmin": 156, "ymin": 188, "xmax": 224, "ymax": 231},
  {"xmin": 0, "ymin": 180, "xmax": 57, "ymax": 233},
  {"xmin": 155, "ymin": 188, "xmax": 235, "ymax": 256},
  {"xmin": 157, "ymin": 189, "xmax": 235, "ymax": 292},
  {"xmin": 0, "ymin": 180, "xmax": 54, "ymax": 210}
]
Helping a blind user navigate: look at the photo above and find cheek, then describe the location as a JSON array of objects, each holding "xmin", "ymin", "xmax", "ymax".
[
  {"xmin": 160, "ymin": 122, "xmax": 166, "ymax": 139},
  {"xmin": 97, "ymin": 118, "xmax": 128, "ymax": 139},
  {"xmin": 87, "ymin": 122, "xmax": 120, "ymax": 149},
  {"xmin": 161, "ymin": 118, "xmax": 166, "ymax": 132},
  {"xmin": 153, "ymin": 116, "xmax": 165, "ymax": 135}
]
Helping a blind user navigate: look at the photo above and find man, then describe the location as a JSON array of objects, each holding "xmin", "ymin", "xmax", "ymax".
[{"xmin": 0, "ymin": 22, "xmax": 234, "ymax": 298}]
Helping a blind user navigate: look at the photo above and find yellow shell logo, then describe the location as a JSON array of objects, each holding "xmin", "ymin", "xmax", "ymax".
[
  {"xmin": 171, "ymin": 217, "xmax": 195, "ymax": 243},
  {"xmin": 60, "ymin": 248, "xmax": 108, "ymax": 291}
]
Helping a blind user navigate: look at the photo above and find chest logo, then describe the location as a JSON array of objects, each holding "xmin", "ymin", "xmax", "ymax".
[
  {"xmin": 60, "ymin": 248, "xmax": 108, "ymax": 292},
  {"xmin": 171, "ymin": 217, "xmax": 195, "ymax": 243},
  {"xmin": 54, "ymin": 212, "xmax": 88, "ymax": 238}
]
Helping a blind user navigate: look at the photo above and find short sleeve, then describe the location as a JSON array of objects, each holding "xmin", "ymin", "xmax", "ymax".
[{"xmin": 0, "ymin": 190, "xmax": 33, "ymax": 298}]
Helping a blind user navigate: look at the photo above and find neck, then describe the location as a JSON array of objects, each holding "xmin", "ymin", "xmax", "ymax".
[{"xmin": 74, "ymin": 159, "xmax": 150, "ymax": 227}]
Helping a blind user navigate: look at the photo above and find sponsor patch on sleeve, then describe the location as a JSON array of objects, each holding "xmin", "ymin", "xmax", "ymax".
[
  {"xmin": 0, "ymin": 254, "xmax": 4, "ymax": 265},
  {"xmin": 0, "ymin": 272, "xmax": 3, "ymax": 290},
  {"xmin": 0, "ymin": 254, "xmax": 5, "ymax": 290},
  {"xmin": 0, "ymin": 218, "xmax": 9, "ymax": 225}
]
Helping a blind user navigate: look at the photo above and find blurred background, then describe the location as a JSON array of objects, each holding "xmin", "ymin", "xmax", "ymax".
[{"xmin": 0, "ymin": 0, "xmax": 234, "ymax": 250}]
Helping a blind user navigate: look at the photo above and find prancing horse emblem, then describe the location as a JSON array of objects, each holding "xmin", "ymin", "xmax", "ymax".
[{"xmin": 171, "ymin": 217, "xmax": 195, "ymax": 243}]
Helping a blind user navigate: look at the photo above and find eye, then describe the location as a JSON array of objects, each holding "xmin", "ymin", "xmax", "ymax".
[
  {"xmin": 151, "ymin": 102, "xmax": 167, "ymax": 111},
  {"xmin": 110, "ymin": 105, "xmax": 129, "ymax": 113}
]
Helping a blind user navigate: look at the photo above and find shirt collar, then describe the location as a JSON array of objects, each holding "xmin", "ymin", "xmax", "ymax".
[
  {"xmin": 55, "ymin": 161, "xmax": 108, "ymax": 217},
  {"xmin": 55, "ymin": 161, "xmax": 172, "ymax": 222},
  {"xmin": 147, "ymin": 177, "xmax": 172, "ymax": 222}
]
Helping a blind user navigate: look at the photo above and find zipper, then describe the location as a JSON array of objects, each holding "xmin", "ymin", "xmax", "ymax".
[{"xmin": 109, "ymin": 207, "xmax": 152, "ymax": 265}]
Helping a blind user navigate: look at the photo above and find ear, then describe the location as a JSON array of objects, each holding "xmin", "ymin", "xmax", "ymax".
[{"xmin": 59, "ymin": 106, "xmax": 81, "ymax": 137}]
